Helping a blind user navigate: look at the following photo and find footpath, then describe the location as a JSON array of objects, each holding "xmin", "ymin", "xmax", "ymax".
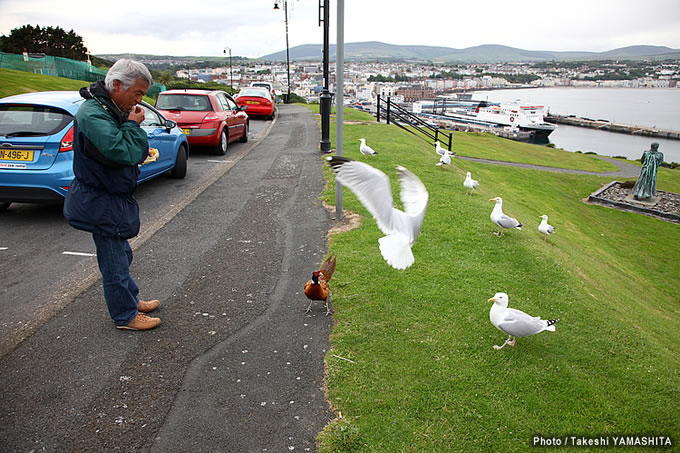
[
  {"xmin": 456, "ymin": 154, "xmax": 640, "ymax": 178},
  {"xmin": 0, "ymin": 105, "xmax": 335, "ymax": 452}
]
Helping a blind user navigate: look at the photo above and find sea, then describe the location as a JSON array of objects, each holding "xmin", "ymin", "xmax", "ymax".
[{"xmin": 470, "ymin": 87, "xmax": 680, "ymax": 164}]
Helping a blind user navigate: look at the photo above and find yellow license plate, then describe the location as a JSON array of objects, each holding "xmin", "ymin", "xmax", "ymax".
[
  {"xmin": 0, "ymin": 149, "xmax": 34, "ymax": 161},
  {"xmin": 182, "ymin": 129, "xmax": 191, "ymax": 135},
  {"xmin": 246, "ymin": 101, "xmax": 260, "ymax": 104}
]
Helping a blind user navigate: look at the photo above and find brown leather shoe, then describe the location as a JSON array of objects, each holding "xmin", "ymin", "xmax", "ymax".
[
  {"xmin": 137, "ymin": 299, "xmax": 160, "ymax": 313},
  {"xmin": 116, "ymin": 313, "xmax": 161, "ymax": 331}
]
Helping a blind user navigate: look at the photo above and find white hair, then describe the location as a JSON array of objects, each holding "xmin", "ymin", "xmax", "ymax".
[{"xmin": 104, "ymin": 59, "xmax": 153, "ymax": 91}]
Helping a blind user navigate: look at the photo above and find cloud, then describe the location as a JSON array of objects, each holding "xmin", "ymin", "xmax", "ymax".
[{"xmin": 1, "ymin": 0, "xmax": 679, "ymax": 57}]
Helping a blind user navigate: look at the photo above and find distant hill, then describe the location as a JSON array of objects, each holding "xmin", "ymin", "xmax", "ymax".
[{"xmin": 260, "ymin": 42, "xmax": 680, "ymax": 63}]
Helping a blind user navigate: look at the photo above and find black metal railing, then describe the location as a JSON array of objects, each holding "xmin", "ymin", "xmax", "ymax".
[{"xmin": 376, "ymin": 95, "xmax": 453, "ymax": 151}]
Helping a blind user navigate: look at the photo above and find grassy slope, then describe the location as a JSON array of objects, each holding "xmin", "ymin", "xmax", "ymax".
[
  {"xmin": 0, "ymin": 68, "xmax": 155, "ymax": 104},
  {"xmin": 312, "ymin": 107, "xmax": 679, "ymax": 451}
]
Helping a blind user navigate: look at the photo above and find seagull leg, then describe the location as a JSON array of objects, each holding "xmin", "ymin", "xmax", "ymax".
[
  {"xmin": 508, "ymin": 337, "xmax": 516, "ymax": 347},
  {"xmin": 305, "ymin": 300, "xmax": 314, "ymax": 313},
  {"xmin": 493, "ymin": 335, "xmax": 514, "ymax": 350}
]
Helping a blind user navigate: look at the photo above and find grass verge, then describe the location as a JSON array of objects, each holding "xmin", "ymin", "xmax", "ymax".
[{"xmin": 310, "ymin": 106, "xmax": 679, "ymax": 452}]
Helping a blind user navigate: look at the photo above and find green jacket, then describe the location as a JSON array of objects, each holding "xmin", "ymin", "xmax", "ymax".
[
  {"xmin": 63, "ymin": 81, "xmax": 149, "ymax": 238},
  {"xmin": 75, "ymin": 82, "xmax": 148, "ymax": 166}
]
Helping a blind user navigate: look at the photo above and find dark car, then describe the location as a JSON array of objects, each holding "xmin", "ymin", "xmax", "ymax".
[
  {"xmin": 0, "ymin": 91, "xmax": 189, "ymax": 211},
  {"xmin": 155, "ymin": 89, "xmax": 249, "ymax": 155}
]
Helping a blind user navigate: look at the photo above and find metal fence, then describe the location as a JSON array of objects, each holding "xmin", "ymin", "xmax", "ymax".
[{"xmin": 376, "ymin": 95, "xmax": 454, "ymax": 151}]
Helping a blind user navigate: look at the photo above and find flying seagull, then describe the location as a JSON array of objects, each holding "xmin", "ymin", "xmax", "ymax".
[
  {"xmin": 327, "ymin": 156, "xmax": 428, "ymax": 270},
  {"xmin": 463, "ymin": 171, "xmax": 479, "ymax": 195},
  {"xmin": 538, "ymin": 215, "xmax": 555, "ymax": 241},
  {"xmin": 489, "ymin": 197, "xmax": 522, "ymax": 237},
  {"xmin": 487, "ymin": 292, "xmax": 559, "ymax": 350},
  {"xmin": 359, "ymin": 138, "xmax": 378, "ymax": 155}
]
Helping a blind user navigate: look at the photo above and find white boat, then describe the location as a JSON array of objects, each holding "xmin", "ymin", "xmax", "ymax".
[{"xmin": 473, "ymin": 101, "xmax": 556, "ymax": 138}]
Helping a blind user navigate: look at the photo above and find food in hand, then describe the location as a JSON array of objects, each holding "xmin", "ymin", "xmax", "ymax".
[{"xmin": 143, "ymin": 147, "xmax": 159, "ymax": 164}]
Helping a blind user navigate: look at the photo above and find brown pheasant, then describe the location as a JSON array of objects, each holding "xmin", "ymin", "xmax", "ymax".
[{"xmin": 304, "ymin": 255, "xmax": 336, "ymax": 315}]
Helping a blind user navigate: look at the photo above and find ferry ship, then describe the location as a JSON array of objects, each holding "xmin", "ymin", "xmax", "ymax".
[
  {"xmin": 413, "ymin": 98, "xmax": 557, "ymax": 139},
  {"xmin": 473, "ymin": 101, "xmax": 556, "ymax": 138}
]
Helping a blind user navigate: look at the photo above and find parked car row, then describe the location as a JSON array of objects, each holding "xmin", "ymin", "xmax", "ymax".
[{"xmin": 0, "ymin": 83, "xmax": 276, "ymax": 211}]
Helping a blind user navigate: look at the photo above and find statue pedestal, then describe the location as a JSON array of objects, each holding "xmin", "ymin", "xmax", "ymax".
[
  {"xmin": 624, "ymin": 194, "xmax": 660, "ymax": 207},
  {"xmin": 588, "ymin": 181, "xmax": 679, "ymax": 224}
]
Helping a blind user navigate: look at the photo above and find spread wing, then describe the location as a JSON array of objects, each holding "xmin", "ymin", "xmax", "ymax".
[
  {"xmin": 327, "ymin": 157, "xmax": 396, "ymax": 235},
  {"xmin": 393, "ymin": 165, "xmax": 429, "ymax": 241}
]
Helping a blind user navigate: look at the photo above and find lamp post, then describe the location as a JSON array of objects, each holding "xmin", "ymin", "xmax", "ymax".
[
  {"xmin": 223, "ymin": 47, "xmax": 233, "ymax": 93},
  {"xmin": 318, "ymin": 0, "xmax": 331, "ymax": 153},
  {"xmin": 274, "ymin": 1, "xmax": 292, "ymax": 104}
]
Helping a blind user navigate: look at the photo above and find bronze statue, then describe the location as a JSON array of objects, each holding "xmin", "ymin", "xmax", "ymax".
[{"xmin": 632, "ymin": 143, "xmax": 664, "ymax": 200}]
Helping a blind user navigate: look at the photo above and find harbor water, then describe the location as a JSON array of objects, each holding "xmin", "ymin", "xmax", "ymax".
[{"xmin": 472, "ymin": 88, "xmax": 680, "ymax": 164}]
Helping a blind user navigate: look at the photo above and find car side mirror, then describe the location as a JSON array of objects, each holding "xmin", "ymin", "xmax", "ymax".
[
  {"xmin": 165, "ymin": 119, "xmax": 177, "ymax": 131},
  {"xmin": 240, "ymin": 105, "xmax": 248, "ymax": 111}
]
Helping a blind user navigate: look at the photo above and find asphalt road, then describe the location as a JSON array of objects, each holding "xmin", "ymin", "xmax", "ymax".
[
  {"xmin": 0, "ymin": 116, "xmax": 269, "ymax": 357},
  {"xmin": 0, "ymin": 105, "xmax": 335, "ymax": 452}
]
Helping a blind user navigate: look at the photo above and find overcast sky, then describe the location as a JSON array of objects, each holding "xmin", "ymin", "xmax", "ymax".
[{"xmin": 1, "ymin": 0, "xmax": 679, "ymax": 58}]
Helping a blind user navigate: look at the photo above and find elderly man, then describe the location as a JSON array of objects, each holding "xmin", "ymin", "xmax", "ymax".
[{"xmin": 64, "ymin": 59, "xmax": 161, "ymax": 331}]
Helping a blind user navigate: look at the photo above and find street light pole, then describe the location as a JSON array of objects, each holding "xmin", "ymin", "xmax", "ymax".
[
  {"xmin": 223, "ymin": 47, "xmax": 233, "ymax": 93},
  {"xmin": 274, "ymin": 1, "xmax": 292, "ymax": 104},
  {"xmin": 319, "ymin": 0, "xmax": 331, "ymax": 153}
]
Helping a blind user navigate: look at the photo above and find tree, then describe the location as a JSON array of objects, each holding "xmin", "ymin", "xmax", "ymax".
[{"xmin": 0, "ymin": 25, "xmax": 89, "ymax": 60}]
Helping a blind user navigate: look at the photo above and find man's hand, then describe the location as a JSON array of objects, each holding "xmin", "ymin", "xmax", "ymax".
[{"xmin": 128, "ymin": 105, "xmax": 145, "ymax": 124}]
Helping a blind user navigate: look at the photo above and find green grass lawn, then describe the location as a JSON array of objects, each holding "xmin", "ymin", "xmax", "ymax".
[
  {"xmin": 0, "ymin": 68, "xmax": 155, "ymax": 104},
  {"xmin": 310, "ymin": 106, "xmax": 680, "ymax": 452}
]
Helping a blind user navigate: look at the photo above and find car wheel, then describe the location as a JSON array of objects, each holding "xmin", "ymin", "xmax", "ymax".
[
  {"xmin": 171, "ymin": 145, "xmax": 187, "ymax": 179},
  {"xmin": 214, "ymin": 128, "xmax": 228, "ymax": 155},
  {"xmin": 0, "ymin": 202, "xmax": 10, "ymax": 212},
  {"xmin": 239, "ymin": 121, "xmax": 249, "ymax": 143}
]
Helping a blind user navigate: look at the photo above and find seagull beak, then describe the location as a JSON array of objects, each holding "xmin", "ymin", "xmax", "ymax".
[
  {"xmin": 488, "ymin": 297, "xmax": 496, "ymax": 302},
  {"xmin": 488, "ymin": 198, "xmax": 495, "ymax": 202}
]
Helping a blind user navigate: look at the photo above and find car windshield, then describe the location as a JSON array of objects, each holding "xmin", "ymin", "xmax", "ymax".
[
  {"xmin": 239, "ymin": 89, "xmax": 271, "ymax": 98},
  {"xmin": 0, "ymin": 104, "xmax": 73, "ymax": 137},
  {"xmin": 156, "ymin": 94, "xmax": 212, "ymax": 112}
]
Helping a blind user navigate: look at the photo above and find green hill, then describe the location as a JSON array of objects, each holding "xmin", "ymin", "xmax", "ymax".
[
  {"xmin": 0, "ymin": 67, "xmax": 90, "ymax": 98},
  {"xmin": 0, "ymin": 68, "xmax": 155, "ymax": 104}
]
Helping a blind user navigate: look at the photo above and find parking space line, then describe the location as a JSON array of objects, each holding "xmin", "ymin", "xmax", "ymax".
[
  {"xmin": 62, "ymin": 251, "xmax": 96, "ymax": 257},
  {"xmin": 207, "ymin": 160, "xmax": 234, "ymax": 163},
  {"xmin": 0, "ymin": 247, "xmax": 7, "ymax": 251}
]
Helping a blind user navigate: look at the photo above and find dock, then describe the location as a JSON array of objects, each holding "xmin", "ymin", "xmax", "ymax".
[{"xmin": 545, "ymin": 114, "xmax": 680, "ymax": 140}]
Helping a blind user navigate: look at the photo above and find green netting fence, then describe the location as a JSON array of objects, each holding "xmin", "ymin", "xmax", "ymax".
[{"xmin": 0, "ymin": 52, "xmax": 165, "ymax": 97}]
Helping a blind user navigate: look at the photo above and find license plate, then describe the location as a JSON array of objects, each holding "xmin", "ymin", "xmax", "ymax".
[
  {"xmin": 0, "ymin": 149, "xmax": 34, "ymax": 161},
  {"xmin": 182, "ymin": 129, "xmax": 191, "ymax": 135},
  {"xmin": 246, "ymin": 101, "xmax": 260, "ymax": 104}
]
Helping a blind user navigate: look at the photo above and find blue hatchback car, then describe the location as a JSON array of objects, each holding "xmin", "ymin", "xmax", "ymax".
[{"xmin": 0, "ymin": 91, "xmax": 189, "ymax": 211}]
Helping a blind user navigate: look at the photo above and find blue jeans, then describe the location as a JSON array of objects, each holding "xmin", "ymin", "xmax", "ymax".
[{"xmin": 92, "ymin": 233, "xmax": 139, "ymax": 326}]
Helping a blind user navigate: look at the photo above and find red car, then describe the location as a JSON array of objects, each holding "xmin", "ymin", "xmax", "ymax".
[
  {"xmin": 155, "ymin": 89, "xmax": 248, "ymax": 155},
  {"xmin": 235, "ymin": 87, "xmax": 275, "ymax": 120}
]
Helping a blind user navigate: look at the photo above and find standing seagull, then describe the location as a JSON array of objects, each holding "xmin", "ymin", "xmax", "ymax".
[
  {"xmin": 489, "ymin": 197, "xmax": 522, "ymax": 237},
  {"xmin": 488, "ymin": 292, "xmax": 559, "ymax": 350},
  {"xmin": 327, "ymin": 156, "xmax": 428, "ymax": 270},
  {"xmin": 359, "ymin": 138, "xmax": 378, "ymax": 155},
  {"xmin": 463, "ymin": 171, "xmax": 479, "ymax": 195},
  {"xmin": 538, "ymin": 215, "xmax": 555, "ymax": 241}
]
